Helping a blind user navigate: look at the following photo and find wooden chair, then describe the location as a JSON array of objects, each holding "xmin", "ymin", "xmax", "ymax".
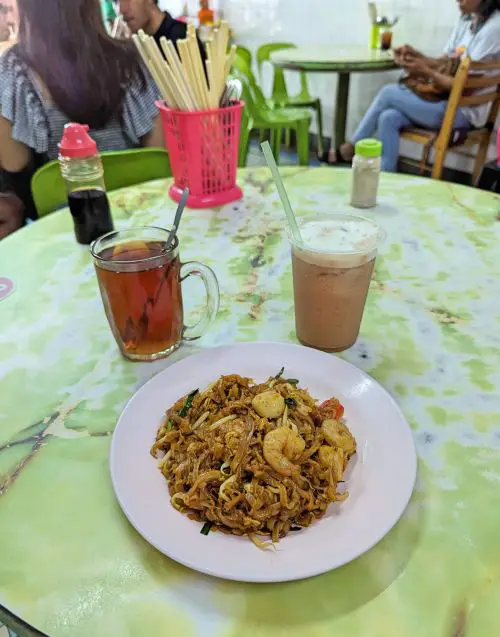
[{"xmin": 400, "ymin": 57, "xmax": 500, "ymax": 184}]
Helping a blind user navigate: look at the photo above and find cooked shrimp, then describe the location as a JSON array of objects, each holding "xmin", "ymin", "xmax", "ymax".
[
  {"xmin": 252, "ymin": 391, "xmax": 285, "ymax": 419},
  {"xmin": 318, "ymin": 445, "xmax": 335, "ymax": 468},
  {"xmin": 318, "ymin": 445, "xmax": 344, "ymax": 480},
  {"xmin": 321, "ymin": 419, "xmax": 356, "ymax": 456},
  {"xmin": 263, "ymin": 427, "xmax": 305, "ymax": 476}
]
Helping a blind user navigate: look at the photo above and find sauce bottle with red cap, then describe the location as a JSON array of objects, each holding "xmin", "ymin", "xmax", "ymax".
[{"xmin": 58, "ymin": 123, "xmax": 114, "ymax": 245}]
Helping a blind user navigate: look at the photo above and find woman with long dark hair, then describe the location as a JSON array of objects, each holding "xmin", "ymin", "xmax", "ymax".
[
  {"xmin": 0, "ymin": 0, "xmax": 164, "ymax": 230},
  {"xmin": 321, "ymin": 0, "xmax": 500, "ymax": 172}
]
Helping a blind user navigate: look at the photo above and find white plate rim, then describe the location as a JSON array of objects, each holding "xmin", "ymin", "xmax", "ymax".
[{"xmin": 110, "ymin": 342, "xmax": 418, "ymax": 583}]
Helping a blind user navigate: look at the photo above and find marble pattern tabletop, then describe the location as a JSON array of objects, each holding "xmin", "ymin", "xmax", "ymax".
[{"xmin": 1, "ymin": 167, "xmax": 500, "ymax": 637}]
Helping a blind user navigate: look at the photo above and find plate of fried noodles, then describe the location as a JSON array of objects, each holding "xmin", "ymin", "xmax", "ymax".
[{"xmin": 111, "ymin": 342, "xmax": 417, "ymax": 583}]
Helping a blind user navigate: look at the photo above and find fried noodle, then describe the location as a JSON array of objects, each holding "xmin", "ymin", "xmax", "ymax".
[{"xmin": 151, "ymin": 372, "xmax": 356, "ymax": 544}]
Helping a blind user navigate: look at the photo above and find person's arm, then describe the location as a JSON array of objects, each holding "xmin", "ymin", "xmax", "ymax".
[
  {"xmin": 0, "ymin": 66, "xmax": 38, "ymax": 223},
  {"xmin": 427, "ymin": 69, "xmax": 454, "ymax": 91},
  {"xmin": 0, "ymin": 115, "xmax": 31, "ymax": 172},
  {"xmin": 394, "ymin": 44, "xmax": 425, "ymax": 60},
  {"xmin": 402, "ymin": 58, "xmax": 454, "ymax": 91},
  {"xmin": 394, "ymin": 44, "xmax": 449, "ymax": 69},
  {"xmin": 0, "ymin": 191, "xmax": 23, "ymax": 240},
  {"xmin": 140, "ymin": 115, "xmax": 166, "ymax": 148},
  {"xmin": 421, "ymin": 55, "xmax": 452, "ymax": 69}
]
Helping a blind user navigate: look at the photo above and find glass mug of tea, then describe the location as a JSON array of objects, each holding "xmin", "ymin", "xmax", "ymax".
[{"xmin": 91, "ymin": 226, "xmax": 220, "ymax": 361}]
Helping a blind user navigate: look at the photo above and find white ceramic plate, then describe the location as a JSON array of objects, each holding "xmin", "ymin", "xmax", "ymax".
[{"xmin": 110, "ymin": 342, "xmax": 417, "ymax": 583}]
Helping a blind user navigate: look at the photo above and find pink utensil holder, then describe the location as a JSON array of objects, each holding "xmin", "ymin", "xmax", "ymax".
[{"xmin": 157, "ymin": 101, "xmax": 244, "ymax": 209}]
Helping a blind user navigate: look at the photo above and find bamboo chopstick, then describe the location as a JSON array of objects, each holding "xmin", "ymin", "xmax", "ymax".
[
  {"xmin": 206, "ymin": 39, "xmax": 219, "ymax": 108},
  {"xmin": 178, "ymin": 39, "xmax": 203, "ymax": 109},
  {"xmin": 160, "ymin": 37, "xmax": 198, "ymax": 109},
  {"xmin": 133, "ymin": 22, "xmax": 235, "ymax": 112},
  {"xmin": 164, "ymin": 64, "xmax": 193, "ymax": 111},
  {"xmin": 224, "ymin": 45, "xmax": 237, "ymax": 82},
  {"xmin": 140, "ymin": 31, "xmax": 173, "ymax": 98},
  {"xmin": 187, "ymin": 26, "xmax": 210, "ymax": 110},
  {"xmin": 132, "ymin": 33, "xmax": 175, "ymax": 106}
]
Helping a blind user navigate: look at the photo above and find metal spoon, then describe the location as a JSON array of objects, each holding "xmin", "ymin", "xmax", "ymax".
[
  {"xmin": 220, "ymin": 79, "xmax": 243, "ymax": 107},
  {"xmin": 166, "ymin": 188, "xmax": 189, "ymax": 250}
]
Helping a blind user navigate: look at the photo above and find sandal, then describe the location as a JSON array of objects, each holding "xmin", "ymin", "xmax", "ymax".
[{"xmin": 318, "ymin": 148, "xmax": 353, "ymax": 166}]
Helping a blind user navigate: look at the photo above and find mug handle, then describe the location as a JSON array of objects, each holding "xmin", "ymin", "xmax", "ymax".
[{"xmin": 181, "ymin": 261, "xmax": 220, "ymax": 341}]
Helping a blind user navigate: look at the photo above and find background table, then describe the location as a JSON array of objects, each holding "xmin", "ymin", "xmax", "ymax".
[
  {"xmin": 271, "ymin": 47, "xmax": 397, "ymax": 147},
  {"xmin": 1, "ymin": 168, "xmax": 500, "ymax": 637}
]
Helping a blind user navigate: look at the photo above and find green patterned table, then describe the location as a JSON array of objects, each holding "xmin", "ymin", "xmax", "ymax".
[
  {"xmin": 1, "ymin": 167, "xmax": 500, "ymax": 637},
  {"xmin": 271, "ymin": 47, "xmax": 397, "ymax": 147}
]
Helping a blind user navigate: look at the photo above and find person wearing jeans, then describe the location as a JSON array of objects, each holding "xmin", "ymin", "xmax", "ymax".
[
  {"xmin": 350, "ymin": 84, "xmax": 471, "ymax": 172},
  {"xmin": 322, "ymin": 0, "xmax": 500, "ymax": 172}
]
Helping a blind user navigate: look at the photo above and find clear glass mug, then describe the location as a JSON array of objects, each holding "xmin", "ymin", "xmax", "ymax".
[{"xmin": 91, "ymin": 226, "xmax": 220, "ymax": 361}]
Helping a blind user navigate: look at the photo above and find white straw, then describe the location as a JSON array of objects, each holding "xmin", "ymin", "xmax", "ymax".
[{"xmin": 260, "ymin": 141, "xmax": 303, "ymax": 244}]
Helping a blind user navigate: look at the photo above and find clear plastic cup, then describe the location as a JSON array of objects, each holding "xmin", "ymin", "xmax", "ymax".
[{"xmin": 290, "ymin": 213, "xmax": 386, "ymax": 352}]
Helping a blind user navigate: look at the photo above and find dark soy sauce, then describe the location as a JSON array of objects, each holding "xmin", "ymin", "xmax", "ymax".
[{"xmin": 68, "ymin": 188, "xmax": 114, "ymax": 245}]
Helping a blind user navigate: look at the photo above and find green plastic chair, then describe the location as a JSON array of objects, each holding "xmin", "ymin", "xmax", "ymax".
[
  {"xmin": 232, "ymin": 55, "xmax": 312, "ymax": 165},
  {"xmin": 31, "ymin": 147, "xmax": 172, "ymax": 218},
  {"xmin": 231, "ymin": 67, "xmax": 311, "ymax": 166},
  {"xmin": 235, "ymin": 45, "xmax": 253, "ymax": 71},
  {"xmin": 238, "ymin": 99, "xmax": 253, "ymax": 168},
  {"xmin": 256, "ymin": 42, "xmax": 324, "ymax": 155}
]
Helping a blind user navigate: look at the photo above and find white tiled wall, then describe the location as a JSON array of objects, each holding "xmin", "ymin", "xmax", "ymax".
[
  {"xmin": 224, "ymin": 0, "xmax": 458, "ymax": 133},
  {"xmin": 160, "ymin": 0, "xmax": 496, "ymax": 172}
]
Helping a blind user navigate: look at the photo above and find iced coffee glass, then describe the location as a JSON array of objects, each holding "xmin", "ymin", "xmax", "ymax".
[{"xmin": 290, "ymin": 213, "xmax": 385, "ymax": 352}]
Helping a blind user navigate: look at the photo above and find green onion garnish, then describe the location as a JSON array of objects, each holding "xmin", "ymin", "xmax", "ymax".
[
  {"xmin": 180, "ymin": 389, "xmax": 199, "ymax": 417},
  {"xmin": 200, "ymin": 521, "xmax": 213, "ymax": 536},
  {"xmin": 285, "ymin": 397, "xmax": 297, "ymax": 407},
  {"xmin": 274, "ymin": 367, "xmax": 285, "ymax": 380}
]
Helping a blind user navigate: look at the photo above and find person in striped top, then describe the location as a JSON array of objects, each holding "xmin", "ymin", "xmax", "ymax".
[{"xmin": 0, "ymin": 0, "xmax": 165, "ymax": 231}]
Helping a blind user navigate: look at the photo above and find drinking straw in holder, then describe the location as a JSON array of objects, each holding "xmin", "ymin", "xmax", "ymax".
[{"xmin": 261, "ymin": 141, "xmax": 303, "ymax": 244}]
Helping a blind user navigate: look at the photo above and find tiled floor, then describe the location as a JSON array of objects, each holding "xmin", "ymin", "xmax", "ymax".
[
  {"xmin": 246, "ymin": 138, "xmax": 321, "ymax": 167},
  {"xmin": 247, "ymin": 137, "xmax": 476, "ymax": 186}
]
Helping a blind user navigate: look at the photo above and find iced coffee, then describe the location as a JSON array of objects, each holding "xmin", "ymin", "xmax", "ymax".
[{"xmin": 290, "ymin": 214, "xmax": 385, "ymax": 352}]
